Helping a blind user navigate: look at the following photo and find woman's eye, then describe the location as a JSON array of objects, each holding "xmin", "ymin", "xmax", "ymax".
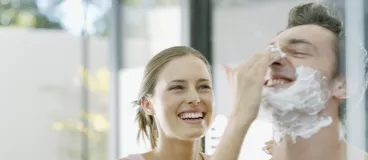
[
  {"xmin": 199, "ymin": 85, "xmax": 211, "ymax": 89},
  {"xmin": 169, "ymin": 85, "xmax": 184, "ymax": 90}
]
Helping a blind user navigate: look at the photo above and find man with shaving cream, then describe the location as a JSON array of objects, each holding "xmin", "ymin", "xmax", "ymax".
[{"xmin": 258, "ymin": 2, "xmax": 368, "ymax": 160}]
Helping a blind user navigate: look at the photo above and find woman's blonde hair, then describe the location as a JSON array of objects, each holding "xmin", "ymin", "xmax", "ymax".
[{"xmin": 133, "ymin": 46, "xmax": 211, "ymax": 149}]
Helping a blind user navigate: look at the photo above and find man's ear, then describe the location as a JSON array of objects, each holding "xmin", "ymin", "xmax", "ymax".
[
  {"xmin": 141, "ymin": 96, "xmax": 155, "ymax": 115},
  {"xmin": 332, "ymin": 77, "xmax": 346, "ymax": 100}
]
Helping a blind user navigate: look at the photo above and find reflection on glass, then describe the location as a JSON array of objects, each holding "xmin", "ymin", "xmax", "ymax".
[
  {"xmin": 118, "ymin": 0, "xmax": 184, "ymax": 158},
  {"xmin": 36, "ymin": 0, "xmax": 110, "ymax": 36},
  {"xmin": 51, "ymin": 66, "xmax": 110, "ymax": 160},
  {"xmin": 120, "ymin": 67, "xmax": 149, "ymax": 157},
  {"xmin": 0, "ymin": 0, "xmax": 61, "ymax": 29},
  {"xmin": 0, "ymin": 0, "xmax": 110, "ymax": 159},
  {"xmin": 205, "ymin": 115, "xmax": 228, "ymax": 154}
]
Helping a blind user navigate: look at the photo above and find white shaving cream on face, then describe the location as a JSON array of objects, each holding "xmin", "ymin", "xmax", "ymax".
[{"xmin": 261, "ymin": 66, "xmax": 333, "ymax": 143}]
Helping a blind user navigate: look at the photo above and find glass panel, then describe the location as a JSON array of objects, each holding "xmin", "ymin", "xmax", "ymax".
[
  {"xmin": 0, "ymin": 0, "xmax": 110, "ymax": 159},
  {"xmin": 118, "ymin": 0, "xmax": 185, "ymax": 158},
  {"xmin": 212, "ymin": 1, "xmax": 309, "ymax": 159},
  {"xmin": 211, "ymin": 0, "xmax": 368, "ymax": 159}
]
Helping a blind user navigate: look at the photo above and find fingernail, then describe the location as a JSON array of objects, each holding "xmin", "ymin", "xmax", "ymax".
[{"xmin": 262, "ymin": 147, "xmax": 270, "ymax": 154}]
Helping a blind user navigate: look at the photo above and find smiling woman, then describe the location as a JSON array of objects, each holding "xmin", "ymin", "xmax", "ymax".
[{"xmin": 123, "ymin": 46, "xmax": 213, "ymax": 160}]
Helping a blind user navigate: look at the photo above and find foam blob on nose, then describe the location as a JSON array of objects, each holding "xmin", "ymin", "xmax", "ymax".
[{"xmin": 267, "ymin": 44, "xmax": 286, "ymax": 63}]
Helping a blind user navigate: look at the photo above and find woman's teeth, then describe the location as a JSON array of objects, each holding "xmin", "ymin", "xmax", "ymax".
[{"xmin": 179, "ymin": 112, "xmax": 204, "ymax": 119}]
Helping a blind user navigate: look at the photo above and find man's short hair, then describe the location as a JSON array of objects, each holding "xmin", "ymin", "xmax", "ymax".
[{"xmin": 286, "ymin": 2, "xmax": 344, "ymax": 72}]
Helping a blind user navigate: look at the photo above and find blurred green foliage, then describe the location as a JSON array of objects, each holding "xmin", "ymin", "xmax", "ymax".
[
  {"xmin": 0, "ymin": 0, "xmax": 62, "ymax": 29},
  {"xmin": 0, "ymin": 0, "xmax": 179, "ymax": 36}
]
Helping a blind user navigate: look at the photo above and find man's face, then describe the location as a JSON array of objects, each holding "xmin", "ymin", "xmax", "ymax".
[
  {"xmin": 262, "ymin": 24, "xmax": 345, "ymax": 142},
  {"xmin": 269, "ymin": 24, "xmax": 337, "ymax": 85}
]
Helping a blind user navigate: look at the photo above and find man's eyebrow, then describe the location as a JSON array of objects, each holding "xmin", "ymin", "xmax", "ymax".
[
  {"xmin": 269, "ymin": 38, "xmax": 316, "ymax": 48},
  {"xmin": 287, "ymin": 38, "xmax": 313, "ymax": 46},
  {"xmin": 267, "ymin": 30, "xmax": 284, "ymax": 46},
  {"xmin": 287, "ymin": 38, "xmax": 319, "ymax": 52}
]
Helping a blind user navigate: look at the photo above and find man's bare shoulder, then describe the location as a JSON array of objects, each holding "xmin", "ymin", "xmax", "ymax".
[
  {"xmin": 364, "ymin": 151, "xmax": 368, "ymax": 160},
  {"xmin": 359, "ymin": 150, "xmax": 368, "ymax": 160},
  {"xmin": 346, "ymin": 144, "xmax": 368, "ymax": 160}
]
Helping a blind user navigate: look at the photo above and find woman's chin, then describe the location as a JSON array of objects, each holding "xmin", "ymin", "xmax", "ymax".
[{"xmin": 180, "ymin": 129, "xmax": 206, "ymax": 140}]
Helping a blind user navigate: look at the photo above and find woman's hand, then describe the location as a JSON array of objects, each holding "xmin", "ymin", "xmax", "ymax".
[
  {"xmin": 211, "ymin": 52, "xmax": 281, "ymax": 160},
  {"xmin": 263, "ymin": 140, "xmax": 275, "ymax": 160},
  {"xmin": 263, "ymin": 140, "xmax": 275, "ymax": 155},
  {"xmin": 222, "ymin": 52, "xmax": 281, "ymax": 122}
]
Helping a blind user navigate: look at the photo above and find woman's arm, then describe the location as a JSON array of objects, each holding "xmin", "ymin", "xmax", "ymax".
[
  {"xmin": 210, "ymin": 115, "xmax": 255, "ymax": 160},
  {"xmin": 210, "ymin": 52, "xmax": 281, "ymax": 160}
]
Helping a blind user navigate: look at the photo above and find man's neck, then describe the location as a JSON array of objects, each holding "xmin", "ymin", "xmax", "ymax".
[{"xmin": 272, "ymin": 119, "xmax": 343, "ymax": 160}]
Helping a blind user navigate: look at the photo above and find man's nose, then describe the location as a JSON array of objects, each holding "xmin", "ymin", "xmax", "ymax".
[
  {"xmin": 270, "ymin": 56, "xmax": 291, "ymax": 69},
  {"xmin": 269, "ymin": 56, "xmax": 296, "ymax": 76}
]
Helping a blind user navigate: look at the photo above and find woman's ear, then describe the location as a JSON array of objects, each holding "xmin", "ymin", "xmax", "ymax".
[
  {"xmin": 332, "ymin": 77, "xmax": 346, "ymax": 100},
  {"xmin": 141, "ymin": 96, "xmax": 155, "ymax": 115}
]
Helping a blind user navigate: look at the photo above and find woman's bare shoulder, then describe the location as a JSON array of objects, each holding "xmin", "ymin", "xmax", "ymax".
[
  {"xmin": 364, "ymin": 151, "xmax": 368, "ymax": 160},
  {"xmin": 121, "ymin": 151, "xmax": 152, "ymax": 160},
  {"xmin": 120, "ymin": 153, "xmax": 146, "ymax": 160},
  {"xmin": 201, "ymin": 152, "xmax": 213, "ymax": 160}
]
